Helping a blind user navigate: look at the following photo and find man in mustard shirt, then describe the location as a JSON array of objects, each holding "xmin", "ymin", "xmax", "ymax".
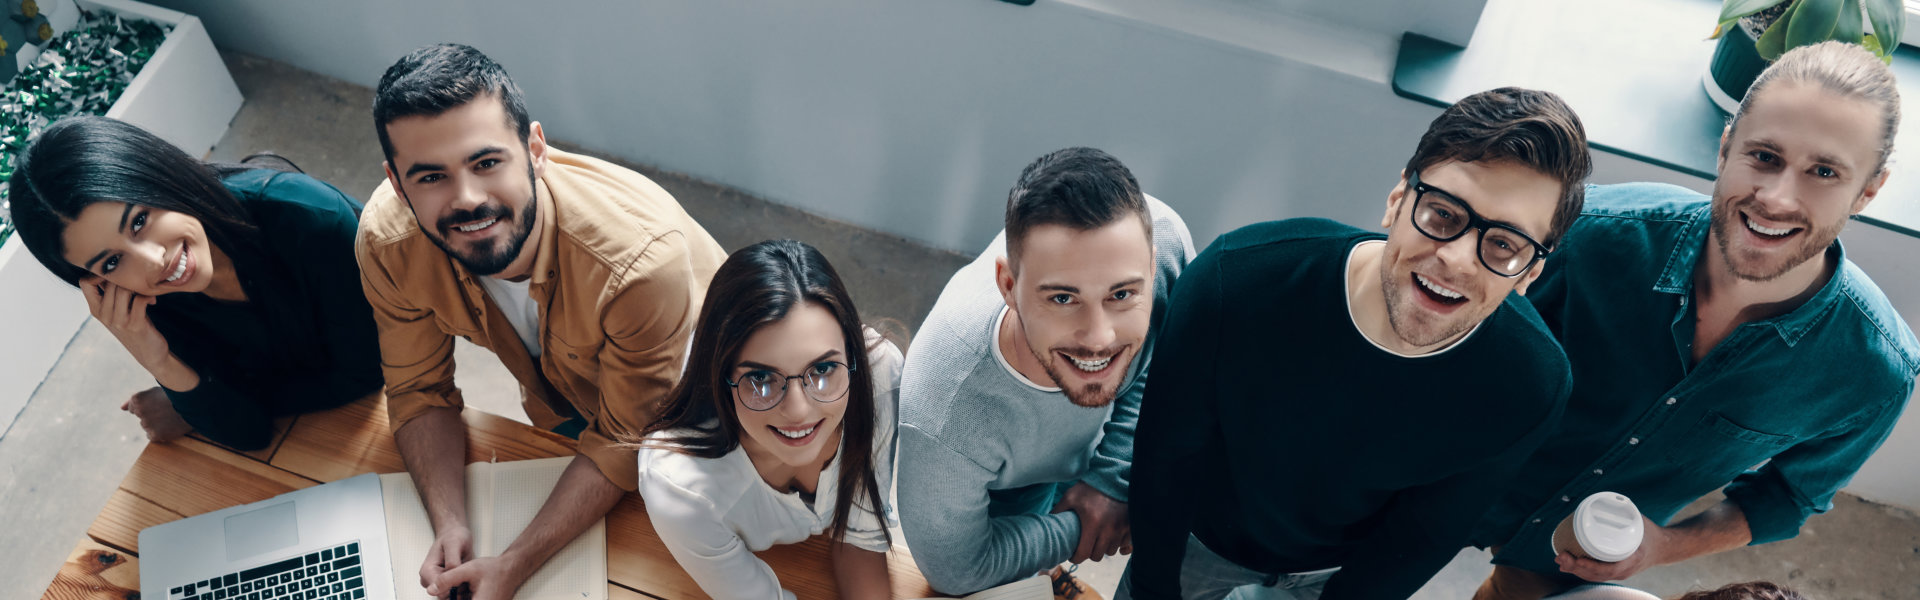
[{"xmin": 355, "ymin": 44, "xmax": 724, "ymax": 598}]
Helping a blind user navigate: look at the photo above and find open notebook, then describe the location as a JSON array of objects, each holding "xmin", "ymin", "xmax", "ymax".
[
  {"xmin": 379, "ymin": 456, "xmax": 607, "ymax": 600},
  {"xmin": 914, "ymin": 574, "xmax": 1053, "ymax": 600}
]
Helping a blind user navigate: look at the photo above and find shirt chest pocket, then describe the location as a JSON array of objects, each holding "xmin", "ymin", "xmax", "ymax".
[
  {"xmin": 1661, "ymin": 411, "xmax": 1797, "ymax": 480},
  {"xmin": 542, "ymin": 331, "xmax": 605, "ymax": 405}
]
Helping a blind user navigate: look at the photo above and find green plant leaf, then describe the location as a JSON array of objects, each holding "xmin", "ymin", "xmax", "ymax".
[
  {"xmin": 1718, "ymin": 0, "xmax": 1791, "ymax": 37},
  {"xmin": 1788, "ymin": 0, "xmax": 1846, "ymax": 48},
  {"xmin": 1835, "ymin": 0, "xmax": 1866, "ymax": 45},
  {"xmin": 1864, "ymin": 0, "xmax": 1905, "ymax": 53},
  {"xmin": 1720, "ymin": 0, "xmax": 1790, "ymax": 24},
  {"xmin": 1758, "ymin": 6, "xmax": 1796, "ymax": 59},
  {"xmin": 1864, "ymin": 33, "xmax": 1893, "ymax": 61}
]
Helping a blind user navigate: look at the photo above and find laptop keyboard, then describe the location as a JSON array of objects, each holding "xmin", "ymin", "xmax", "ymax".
[{"xmin": 168, "ymin": 541, "xmax": 366, "ymax": 600}]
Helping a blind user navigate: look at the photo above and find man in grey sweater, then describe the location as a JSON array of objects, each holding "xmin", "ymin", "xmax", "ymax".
[{"xmin": 898, "ymin": 147, "xmax": 1195, "ymax": 595}]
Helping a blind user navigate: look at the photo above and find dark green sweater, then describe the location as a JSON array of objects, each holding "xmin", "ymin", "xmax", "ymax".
[
  {"xmin": 1129, "ymin": 218, "xmax": 1570, "ymax": 600},
  {"xmin": 152, "ymin": 169, "xmax": 381, "ymax": 450}
]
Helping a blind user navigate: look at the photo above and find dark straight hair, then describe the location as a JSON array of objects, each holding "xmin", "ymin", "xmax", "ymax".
[
  {"xmin": 629, "ymin": 239, "xmax": 889, "ymax": 546},
  {"xmin": 372, "ymin": 43, "xmax": 531, "ymax": 166},
  {"xmin": 7, "ymin": 115, "xmax": 318, "ymax": 364},
  {"xmin": 1003, "ymin": 147, "xmax": 1150, "ymax": 268},
  {"xmin": 1402, "ymin": 87, "xmax": 1592, "ymax": 247}
]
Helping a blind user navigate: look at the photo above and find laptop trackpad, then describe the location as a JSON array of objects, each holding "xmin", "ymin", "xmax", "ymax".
[{"xmin": 223, "ymin": 500, "xmax": 299, "ymax": 562}]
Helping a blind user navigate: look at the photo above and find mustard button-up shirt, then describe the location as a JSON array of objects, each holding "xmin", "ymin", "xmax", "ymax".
[{"xmin": 356, "ymin": 147, "xmax": 725, "ymax": 491}]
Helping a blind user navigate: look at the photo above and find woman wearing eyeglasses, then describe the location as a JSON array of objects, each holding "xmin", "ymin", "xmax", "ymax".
[{"xmin": 631, "ymin": 239, "xmax": 901, "ymax": 600}]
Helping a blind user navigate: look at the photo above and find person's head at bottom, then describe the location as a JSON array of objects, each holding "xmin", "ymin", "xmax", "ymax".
[
  {"xmin": 1369, "ymin": 86, "xmax": 1590, "ymax": 353},
  {"xmin": 995, "ymin": 146, "xmax": 1155, "ymax": 408},
  {"xmin": 646, "ymin": 238, "xmax": 889, "ymax": 546}
]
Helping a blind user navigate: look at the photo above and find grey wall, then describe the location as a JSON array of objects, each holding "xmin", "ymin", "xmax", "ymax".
[{"xmin": 142, "ymin": 0, "xmax": 1453, "ymax": 253}]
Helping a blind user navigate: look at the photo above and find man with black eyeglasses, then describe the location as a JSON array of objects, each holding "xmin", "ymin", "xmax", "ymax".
[{"xmin": 1121, "ymin": 87, "xmax": 1592, "ymax": 600}]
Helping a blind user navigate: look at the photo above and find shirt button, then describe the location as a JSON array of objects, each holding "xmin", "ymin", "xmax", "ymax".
[
  {"xmin": 1593, "ymin": 469, "xmax": 1604, "ymax": 475},
  {"xmin": 1561, "ymin": 496, "xmax": 1571, "ymax": 502},
  {"xmin": 568, "ymin": 353, "xmax": 579, "ymax": 359},
  {"xmin": 1532, "ymin": 519, "xmax": 1542, "ymax": 524},
  {"xmin": 1666, "ymin": 397, "xmax": 1678, "ymax": 405},
  {"xmin": 1629, "ymin": 437, "xmax": 1641, "ymax": 445}
]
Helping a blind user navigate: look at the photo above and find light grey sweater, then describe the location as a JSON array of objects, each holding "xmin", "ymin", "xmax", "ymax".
[{"xmin": 897, "ymin": 195, "xmax": 1194, "ymax": 594}]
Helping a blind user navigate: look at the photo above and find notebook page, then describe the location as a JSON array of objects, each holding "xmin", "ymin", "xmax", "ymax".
[
  {"xmin": 910, "ymin": 575, "xmax": 1052, "ymax": 600},
  {"xmin": 378, "ymin": 472, "xmax": 435, "ymax": 600},
  {"xmin": 380, "ymin": 463, "xmax": 499, "ymax": 600},
  {"xmin": 483, "ymin": 456, "xmax": 607, "ymax": 600}
]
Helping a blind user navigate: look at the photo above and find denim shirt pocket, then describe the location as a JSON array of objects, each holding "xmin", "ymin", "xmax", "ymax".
[{"xmin": 1662, "ymin": 411, "xmax": 1797, "ymax": 480}]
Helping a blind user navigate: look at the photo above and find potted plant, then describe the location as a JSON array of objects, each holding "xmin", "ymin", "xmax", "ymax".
[{"xmin": 1704, "ymin": 0, "xmax": 1905, "ymax": 112}]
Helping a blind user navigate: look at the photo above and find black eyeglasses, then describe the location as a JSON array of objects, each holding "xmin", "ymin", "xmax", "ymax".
[
  {"xmin": 1406, "ymin": 169, "xmax": 1552, "ymax": 278},
  {"xmin": 725, "ymin": 360, "xmax": 858, "ymax": 412}
]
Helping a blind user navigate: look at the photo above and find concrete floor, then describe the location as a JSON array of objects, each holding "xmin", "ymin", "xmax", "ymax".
[{"xmin": 4, "ymin": 52, "xmax": 1918, "ymax": 599}]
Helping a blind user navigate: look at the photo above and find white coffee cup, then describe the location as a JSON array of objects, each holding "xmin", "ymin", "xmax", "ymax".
[{"xmin": 1551, "ymin": 492, "xmax": 1643, "ymax": 562}]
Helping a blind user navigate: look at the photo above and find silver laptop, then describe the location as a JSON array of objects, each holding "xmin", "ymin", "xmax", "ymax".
[{"xmin": 138, "ymin": 472, "xmax": 396, "ymax": 600}]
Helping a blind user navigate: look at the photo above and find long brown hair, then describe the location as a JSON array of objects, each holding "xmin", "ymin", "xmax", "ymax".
[{"xmin": 631, "ymin": 239, "xmax": 888, "ymax": 545}]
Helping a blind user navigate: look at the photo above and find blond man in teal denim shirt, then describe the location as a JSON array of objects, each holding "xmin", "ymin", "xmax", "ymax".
[{"xmin": 1470, "ymin": 42, "xmax": 1920, "ymax": 600}]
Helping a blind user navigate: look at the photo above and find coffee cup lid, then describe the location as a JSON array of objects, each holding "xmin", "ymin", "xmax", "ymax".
[{"xmin": 1574, "ymin": 492, "xmax": 1643, "ymax": 562}]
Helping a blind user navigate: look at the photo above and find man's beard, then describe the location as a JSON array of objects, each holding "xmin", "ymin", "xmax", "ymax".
[
  {"xmin": 424, "ymin": 167, "xmax": 539, "ymax": 277},
  {"xmin": 1027, "ymin": 340, "xmax": 1127, "ymax": 408},
  {"xmin": 1379, "ymin": 262, "xmax": 1476, "ymax": 348},
  {"xmin": 1708, "ymin": 185, "xmax": 1844, "ymax": 282}
]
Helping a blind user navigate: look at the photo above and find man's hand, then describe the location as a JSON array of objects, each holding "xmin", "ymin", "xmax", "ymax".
[
  {"xmin": 122, "ymin": 386, "xmax": 192, "ymax": 442},
  {"xmin": 431, "ymin": 554, "xmax": 531, "ymax": 600},
  {"xmin": 1556, "ymin": 515, "xmax": 1669, "ymax": 582},
  {"xmin": 421, "ymin": 525, "xmax": 474, "ymax": 594},
  {"xmin": 1050, "ymin": 482, "xmax": 1131, "ymax": 563}
]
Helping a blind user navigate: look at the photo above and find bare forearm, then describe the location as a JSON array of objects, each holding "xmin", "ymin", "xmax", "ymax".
[
  {"xmin": 395, "ymin": 407, "xmax": 470, "ymax": 532},
  {"xmin": 498, "ymin": 455, "xmax": 624, "ymax": 575},
  {"xmin": 1658, "ymin": 501, "xmax": 1753, "ymax": 565},
  {"xmin": 831, "ymin": 543, "xmax": 892, "ymax": 600},
  {"xmin": 148, "ymin": 353, "xmax": 202, "ymax": 393}
]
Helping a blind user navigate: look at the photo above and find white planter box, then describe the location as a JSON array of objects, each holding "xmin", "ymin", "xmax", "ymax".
[{"xmin": 0, "ymin": 0, "xmax": 242, "ymax": 430}]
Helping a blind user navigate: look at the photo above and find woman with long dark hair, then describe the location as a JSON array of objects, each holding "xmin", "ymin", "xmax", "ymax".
[
  {"xmin": 632, "ymin": 239, "xmax": 901, "ymax": 600},
  {"xmin": 7, "ymin": 115, "xmax": 382, "ymax": 449}
]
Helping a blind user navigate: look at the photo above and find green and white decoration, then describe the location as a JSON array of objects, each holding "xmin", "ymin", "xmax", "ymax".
[{"xmin": 0, "ymin": 1, "xmax": 169, "ymax": 247}]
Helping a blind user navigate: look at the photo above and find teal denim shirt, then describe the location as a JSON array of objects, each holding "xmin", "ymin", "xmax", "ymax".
[{"xmin": 1471, "ymin": 183, "xmax": 1920, "ymax": 574}]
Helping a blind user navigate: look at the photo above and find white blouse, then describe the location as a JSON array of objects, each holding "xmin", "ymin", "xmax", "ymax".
[{"xmin": 637, "ymin": 330, "xmax": 903, "ymax": 600}]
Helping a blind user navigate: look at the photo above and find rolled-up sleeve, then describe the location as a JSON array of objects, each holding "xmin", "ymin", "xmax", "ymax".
[
  {"xmin": 356, "ymin": 221, "xmax": 463, "ymax": 434},
  {"xmin": 580, "ymin": 232, "xmax": 702, "ymax": 491},
  {"xmin": 1723, "ymin": 386, "xmax": 1912, "ymax": 544}
]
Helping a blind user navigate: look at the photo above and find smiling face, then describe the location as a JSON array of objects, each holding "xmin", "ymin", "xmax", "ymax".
[
  {"xmin": 1377, "ymin": 160, "xmax": 1560, "ymax": 348},
  {"xmin": 381, "ymin": 93, "xmax": 547, "ymax": 277},
  {"xmin": 731, "ymin": 302, "xmax": 853, "ymax": 470},
  {"xmin": 997, "ymin": 218, "xmax": 1155, "ymax": 408},
  {"xmin": 1711, "ymin": 82, "xmax": 1887, "ymax": 282},
  {"xmin": 60, "ymin": 202, "xmax": 219, "ymax": 296}
]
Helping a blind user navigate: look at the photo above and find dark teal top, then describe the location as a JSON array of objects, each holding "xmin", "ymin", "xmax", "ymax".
[
  {"xmin": 1470, "ymin": 183, "xmax": 1920, "ymax": 573},
  {"xmin": 152, "ymin": 169, "xmax": 382, "ymax": 450},
  {"xmin": 1129, "ymin": 218, "xmax": 1570, "ymax": 600}
]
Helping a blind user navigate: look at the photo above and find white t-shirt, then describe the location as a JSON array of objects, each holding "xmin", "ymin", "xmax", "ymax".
[
  {"xmin": 636, "ymin": 330, "xmax": 904, "ymax": 600},
  {"xmin": 477, "ymin": 275, "xmax": 542, "ymax": 359}
]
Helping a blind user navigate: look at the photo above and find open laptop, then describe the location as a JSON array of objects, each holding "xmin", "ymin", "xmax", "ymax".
[{"xmin": 138, "ymin": 472, "xmax": 396, "ymax": 600}]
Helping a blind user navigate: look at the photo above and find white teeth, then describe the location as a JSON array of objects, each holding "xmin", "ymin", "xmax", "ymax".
[
  {"xmin": 1070, "ymin": 355, "xmax": 1112, "ymax": 372},
  {"xmin": 1746, "ymin": 215, "xmax": 1793, "ymax": 237},
  {"xmin": 1415, "ymin": 273, "xmax": 1463, "ymax": 299},
  {"xmin": 163, "ymin": 250, "xmax": 187, "ymax": 283},
  {"xmin": 456, "ymin": 218, "xmax": 498, "ymax": 232},
  {"xmin": 773, "ymin": 424, "xmax": 816, "ymax": 439}
]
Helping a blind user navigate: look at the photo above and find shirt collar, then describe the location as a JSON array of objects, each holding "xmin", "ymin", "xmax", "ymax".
[
  {"xmin": 1654, "ymin": 203, "xmax": 1851, "ymax": 346},
  {"xmin": 530, "ymin": 176, "xmax": 560, "ymax": 286}
]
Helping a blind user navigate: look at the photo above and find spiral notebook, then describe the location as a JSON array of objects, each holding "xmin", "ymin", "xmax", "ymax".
[{"xmin": 379, "ymin": 456, "xmax": 607, "ymax": 600}]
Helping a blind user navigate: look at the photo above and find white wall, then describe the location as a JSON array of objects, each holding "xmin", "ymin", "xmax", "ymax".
[{"xmin": 139, "ymin": 0, "xmax": 1920, "ymax": 509}]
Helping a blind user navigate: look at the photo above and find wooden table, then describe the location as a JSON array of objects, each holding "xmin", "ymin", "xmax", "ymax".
[{"xmin": 39, "ymin": 394, "xmax": 939, "ymax": 599}]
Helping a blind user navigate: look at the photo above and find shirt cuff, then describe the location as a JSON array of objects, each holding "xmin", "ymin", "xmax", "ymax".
[
  {"xmin": 1722, "ymin": 472, "xmax": 1810, "ymax": 545},
  {"xmin": 579, "ymin": 425, "xmax": 640, "ymax": 491},
  {"xmin": 385, "ymin": 386, "xmax": 464, "ymax": 435}
]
